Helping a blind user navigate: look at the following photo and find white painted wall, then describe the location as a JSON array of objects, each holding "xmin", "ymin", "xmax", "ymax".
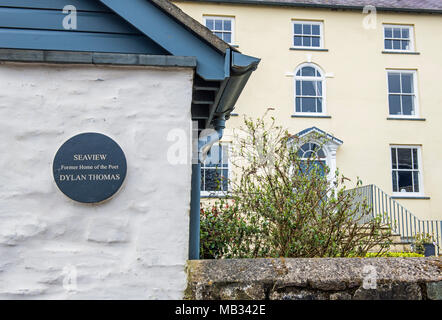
[{"xmin": 0, "ymin": 62, "xmax": 194, "ymax": 299}]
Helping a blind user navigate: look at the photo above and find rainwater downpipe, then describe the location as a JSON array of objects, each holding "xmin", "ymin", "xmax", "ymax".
[{"xmin": 189, "ymin": 116, "xmax": 226, "ymax": 260}]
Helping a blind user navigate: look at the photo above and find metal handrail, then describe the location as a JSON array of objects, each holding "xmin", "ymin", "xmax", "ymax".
[{"xmin": 348, "ymin": 184, "xmax": 441, "ymax": 255}]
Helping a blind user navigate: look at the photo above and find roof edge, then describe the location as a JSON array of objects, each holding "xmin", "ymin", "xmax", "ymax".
[
  {"xmin": 0, "ymin": 49, "xmax": 197, "ymax": 68},
  {"xmin": 295, "ymin": 126, "xmax": 344, "ymax": 145},
  {"xmin": 151, "ymin": 0, "xmax": 240, "ymax": 54},
  {"xmin": 176, "ymin": 0, "xmax": 442, "ymax": 14}
]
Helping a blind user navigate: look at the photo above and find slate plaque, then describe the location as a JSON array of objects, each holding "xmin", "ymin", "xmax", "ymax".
[{"xmin": 53, "ymin": 133, "xmax": 127, "ymax": 203}]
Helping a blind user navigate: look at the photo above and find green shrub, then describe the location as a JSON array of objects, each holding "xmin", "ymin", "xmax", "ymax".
[
  {"xmin": 364, "ymin": 252, "xmax": 424, "ymax": 258},
  {"xmin": 200, "ymin": 116, "xmax": 393, "ymax": 259}
]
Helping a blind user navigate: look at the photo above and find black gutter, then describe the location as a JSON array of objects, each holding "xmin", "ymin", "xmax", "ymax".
[
  {"xmin": 177, "ymin": 0, "xmax": 442, "ymax": 14},
  {"xmin": 208, "ymin": 50, "xmax": 260, "ymax": 126}
]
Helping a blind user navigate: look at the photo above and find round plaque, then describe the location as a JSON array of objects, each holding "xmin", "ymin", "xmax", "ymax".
[{"xmin": 53, "ymin": 132, "xmax": 127, "ymax": 203}]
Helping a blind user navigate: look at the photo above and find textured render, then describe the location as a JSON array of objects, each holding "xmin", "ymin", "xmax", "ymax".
[
  {"xmin": 0, "ymin": 62, "xmax": 193, "ymax": 299},
  {"xmin": 186, "ymin": 258, "xmax": 442, "ymax": 300}
]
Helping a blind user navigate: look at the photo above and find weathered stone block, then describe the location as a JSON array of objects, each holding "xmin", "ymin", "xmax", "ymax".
[{"xmin": 426, "ymin": 281, "xmax": 442, "ymax": 300}]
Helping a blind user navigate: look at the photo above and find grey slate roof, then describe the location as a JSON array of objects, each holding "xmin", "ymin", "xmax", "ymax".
[{"xmin": 180, "ymin": 0, "xmax": 442, "ymax": 13}]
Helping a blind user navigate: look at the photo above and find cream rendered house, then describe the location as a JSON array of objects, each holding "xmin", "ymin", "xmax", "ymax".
[{"xmin": 173, "ymin": 0, "xmax": 442, "ymax": 247}]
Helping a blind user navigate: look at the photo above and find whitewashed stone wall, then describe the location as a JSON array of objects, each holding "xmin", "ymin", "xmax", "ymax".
[{"xmin": 0, "ymin": 62, "xmax": 193, "ymax": 299}]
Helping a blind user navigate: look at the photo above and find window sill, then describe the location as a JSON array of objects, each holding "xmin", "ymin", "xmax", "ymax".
[
  {"xmin": 382, "ymin": 51, "xmax": 420, "ymax": 55},
  {"xmin": 230, "ymin": 44, "xmax": 239, "ymax": 48},
  {"xmin": 387, "ymin": 117, "xmax": 426, "ymax": 121},
  {"xmin": 290, "ymin": 47, "xmax": 329, "ymax": 52},
  {"xmin": 292, "ymin": 114, "xmax": 331, "ymax": 118},
  {"xmin": 391, "ymin": 195, "xmax": 430, "ymax": 200}
]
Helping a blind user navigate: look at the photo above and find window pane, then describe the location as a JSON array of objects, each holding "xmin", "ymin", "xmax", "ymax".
[
  {"xmin": 312, "ymin": 37, "xmax": 320, "ymax": 47},
  {"xmin": 294, "ymin": 23, "xmax": 302, "ymax": 34},
  {"xmin": 301, "ymin": 97, "xmax": 316, "ymax": 112},
  {"xmin": 294, "ymin": 36, "xmax": 302, "ymax": 46},
  {"xmin": 301, "ymin": 66, "xmax": 316, "ymax": 77},
  {"xmin": 398, "ymin": 171, "xmax": 413, "ymax": 192},
  {"xmin": 214, "ymin": 19, "xmax": 222, "ymax": 30},
  {"xmin": 205, "ymin": 169, "xmax": 222, "ymax": 191},
  {"xmin": 385, "ymin": 27, "xmax": 393, "ymax": 38},
  {"xmin": 222, "ymin": 169, "xmax": 229, "ymax": 190},
  {"xmin": 303, "ymin": 24, "xmax": 311, "ymax": 35},
  {"xmin": 401, "ymin": 73, "xmax": 413, "ymax": 93},
  {"xmin": 205, "ymin": 19, "xmax": 214, "ymax": 30},
  {"xmin": 412, "ymin": 149, "xmax": 418, "ymax": 169},
  {"xmin": 223, "ymin": 33, "xmax": 232, "ymax": 43},
  {"xmin": 392, "ymin": 171, "xmax": 398, "ymax": 192},
  {"xmin": 222, "ymin": 145, "xmax": 229, "ymax": 167},
  {"xmin": 413, "ymin": 171, "xmax": 419, "ymax": 192},
  {"xmin": 391, "ymin": 148, "xmax": 397, "ymax": 169},
  {"xmin": 205, "ymin": 144, "xmax": 221, "ymax": 166},
  {"xmin": 388, "ymin": 73, "xmax": 401, "ymax": 93},
  {"xmin": 296, "ymin": 80, "xmax": 301, "ymax": 95},
  {"xmin": 397, "ymin": 148, "xmax": 412, "ymax": 169},
  {"xmin": 385, "ymin": 39, "xmax": 393, "ymax": 50},
  {"xmin": 393, "ymin": 40, "xmax": 401, "ymax": 49},
  {"xmin": 223, "ymin": 20, "xmax": 231, "ymax": 31},
  {"xmin": 316, "ymin": 81, "xmax": 322, "ymax": 95},
  {"xmin": 401, "ymin": 40, "xmax": 410, "ymax": 50},
  {"xmin": 296, "ymin": 97, "xmax": 301, "ymax": 112},
  {"xmin": 389, "ymin": 95, "xmax": 401, "ymax": 115},
  {"xmin": 316, "ymin": 98, "xmax": 323, "ymax": 113},
  {"xmin": 214, "ymin": 32, "xmax": 223, "ymax": 38},
  {"xmin": 393, "ymin": 28, "xmax": 401, "ymax": 38},
  {"xmin": 302, "ymin": 80, "xmax": 316, "ymax": 96},
  {"xmin": 401, "ymin": 95, "xmax": 414, "ymax": 116},
  {"xmin": 402, "ymin": 28, "xmax": 410, "ymax": 39},
  {"xmin": 303, "ymin": 36, "xmax": 311, "ymax": 47},
  {"xmin": 312, "ymin": 24, "xmax": 320, "ymax": 35}
]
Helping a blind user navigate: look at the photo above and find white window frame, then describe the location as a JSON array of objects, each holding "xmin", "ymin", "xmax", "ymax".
[
  {"xmin": 383, "ymin": 24, "xmax": 415, "ymax": 53},
  {"xmin": 203, "ymin": 15, "xmax": 235, "ymax": 45},
  {"xmin": 386, "ymin": 69, "xmax": 419, "ymax": 119},
  {"xmin": 200, "ymin": 142, "xmax": 230, "ymax": 197},
  {"xmin": 390, "ymin": 145, "xmax": 424, "ymax": 197},
  {"xmin": 291, "ymin": 20, "xmax": 324, "ymax": 49},
  {"xmin": 294, "ymin": 63, "xmax": 327, "ymax": 116}
]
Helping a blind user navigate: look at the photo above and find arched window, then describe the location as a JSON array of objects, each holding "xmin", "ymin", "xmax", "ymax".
[
  {"xmin": 294, "ymin": 64, "xmax": 325, "ymax": 114},
  {"xmin": 297, "ymin": 142, "xmax": 327, "ymax": 175}
]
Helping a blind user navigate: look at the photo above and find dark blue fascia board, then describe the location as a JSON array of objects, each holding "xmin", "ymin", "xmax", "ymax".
[
  {"xmin": 99, "ymin": 0, "xmax": 226, "ymax": 81},
  {"xmin": 0, "ymin": 28, "xmax": 167, "ymax": 55},
  {"xmin": 0, "ymin": 7, "xmax": 140, "ymax": 34},
  {"xmin": 0, "ymin": 0, "xmax": 111, "ymax": 12}
]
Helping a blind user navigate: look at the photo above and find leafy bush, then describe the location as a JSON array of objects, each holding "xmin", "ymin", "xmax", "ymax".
[
  {"xmin": 364, "ymin": 252, "xmax": 424, "ymax": 258},
  {"xmin": 200, "ymin": 116, "xmax": 393, "ymax": 258},
  {"xmin": 412, "ymin": 233, "xmax": 435, "ymax": 255}
]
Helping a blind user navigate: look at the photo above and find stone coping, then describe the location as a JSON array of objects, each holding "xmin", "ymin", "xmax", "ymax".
[{"xmin": 186, "ymin": 258, "xmax": 442, "ymax": 300}]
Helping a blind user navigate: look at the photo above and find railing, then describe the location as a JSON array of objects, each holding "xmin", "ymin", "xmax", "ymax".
[{"xmin": 348, "ymin": 184, "xmax": 441, "ymax": 255}]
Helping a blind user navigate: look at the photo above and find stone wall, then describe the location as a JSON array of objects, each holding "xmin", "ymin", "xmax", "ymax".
[
  {"xmin": 0, "ymin": 62, "xmax": 193, "ymax": 299},
  {"xmin": 186, "ymin": 258, "xmax": 442, "ymax": 300}
]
